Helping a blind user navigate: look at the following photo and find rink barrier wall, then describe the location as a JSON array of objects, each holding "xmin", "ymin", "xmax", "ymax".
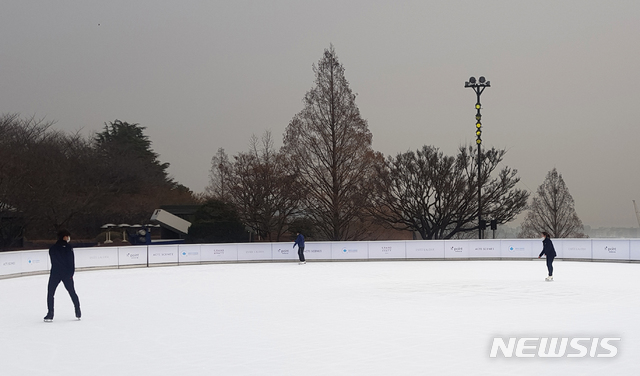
[{"xmin": 2, "ymin": 238, "xmax": 640, "ymax": 278}]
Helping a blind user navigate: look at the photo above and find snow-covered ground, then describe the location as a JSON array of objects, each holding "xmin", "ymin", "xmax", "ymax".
[{"xmin": 1, "ymin": 260, "xmax": 638, "ymax": 376}]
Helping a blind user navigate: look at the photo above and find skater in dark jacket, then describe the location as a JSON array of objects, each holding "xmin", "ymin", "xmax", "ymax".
[
  {"xmin": 44, "ymin": 230, "xmax": 81, "ymax": 321},
  {"xmin": 293, "ymin": 232, "xmax": 306, "ymax": 264},
  {"xmin": 538, "ymin": 232, "xmax": 557, "ymax": 281}
]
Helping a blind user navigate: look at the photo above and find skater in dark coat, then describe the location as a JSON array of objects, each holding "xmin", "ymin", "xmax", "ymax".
[
  {"xmin": 538, "ymin": 232, "xmax": 557, "ymax": 281},
  {"xmin": 293, "ymin": 232, "xmax": 306, "ymax": 264},
  {"xmin": 44, "ymin": 230, "xmax": 81, "ymax": 321}
]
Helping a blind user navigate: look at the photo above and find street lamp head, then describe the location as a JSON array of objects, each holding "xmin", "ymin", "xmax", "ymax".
[
  {"xmin": 479, "ymin": 76, "xmax": 486, "ymax": 83},
  {"xmin": 469, "ymin": 77, "xmax": 476, "ymax": 84}
]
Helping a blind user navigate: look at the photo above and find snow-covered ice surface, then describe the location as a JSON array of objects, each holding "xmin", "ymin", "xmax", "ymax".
[{"xmin": 1, "ymin": 260, "xmax": 639, "ymax": 376}]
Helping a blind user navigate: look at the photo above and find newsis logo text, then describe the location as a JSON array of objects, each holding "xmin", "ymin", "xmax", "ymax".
[{"xmin": 490, "ymin": 337, "xmax": 620, "ymax": 358}]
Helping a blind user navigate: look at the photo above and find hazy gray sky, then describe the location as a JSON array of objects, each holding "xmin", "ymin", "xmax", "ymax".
[{"xmin": 2, "ymin": 1, "xmax": 639, "ymax": 228}]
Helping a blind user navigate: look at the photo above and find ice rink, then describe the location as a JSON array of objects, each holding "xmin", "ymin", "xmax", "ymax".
[{"xmin": 1, "ymin": 260, "xmax": 638, "ymax": 375}]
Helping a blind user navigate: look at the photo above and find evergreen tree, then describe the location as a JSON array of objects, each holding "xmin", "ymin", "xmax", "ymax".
[{"xmin": 95, "ymin": 120, "xmax": 172, "ymax": 193}]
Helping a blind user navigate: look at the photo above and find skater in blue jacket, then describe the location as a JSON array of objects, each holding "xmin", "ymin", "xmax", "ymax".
[
  {"xmin": 293, "ymin": 232, "xmax": 306, "ymax": 264},
  {"xmin": 538, "ymin": 232, "xmax": 557, "ymax": 281}
]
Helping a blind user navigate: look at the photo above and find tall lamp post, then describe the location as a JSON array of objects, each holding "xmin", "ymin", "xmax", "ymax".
[{"xmin": 465, "ymin": 76, "xmax": 490, "ymax": 239}]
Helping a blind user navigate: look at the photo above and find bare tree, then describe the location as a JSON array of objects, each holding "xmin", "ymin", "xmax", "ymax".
[
  {"xmin": 518, "ymin": 168, "xmax": 586, "ymax": 238},
  {"xmin": 0, "ymin": 114, "xmax": 57, "ymax": 243},
  {"xmin": 463, "ymin": 146, "xmax": 530, "ymax": 235},
  {"xmin": 205, "ymin": 147, "xmax": 232, "ymax": 202},
  {"xmin": 0, "ymin": 114, "xmax": 111, "ymax": 237},
  {"xmin": 229, "ymin": 131, "xmax": 302, "ymax": 241},
  {"xmin": 283, "ymin": 45, "xmax": 381, "ymax": 241},
  {"xmin": 370, "ymin": 145, "xmax": 529, "ymax": 239}
]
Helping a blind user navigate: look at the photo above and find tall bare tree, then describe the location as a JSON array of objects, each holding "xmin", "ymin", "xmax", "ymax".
[
  {"xmin": 205, "ymin": 147, "xmax": 232, "ymax": 202},
  {"xmin": 283, "ymin": 46, "xmax": 381, "ymax": 241},
  {"xmin": 370, "ymin": 145, "xmax": 529, "ymax": 239},
  {"xmin": 518, "ymin": 168, "xmax": 586, "ymax": 238}
]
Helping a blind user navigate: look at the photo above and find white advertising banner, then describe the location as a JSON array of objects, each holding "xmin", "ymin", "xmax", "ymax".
[
  {"xmin": 8, "ymin": 239, "xmax": 640, "ymax": 278},
  {"xmin": 560, "ymin": 239, "xmax": 591, "ymax": 259},
  {"xmin": 368, "ymin": 241, "xmax": 406, "ymax": 259},
  {"xmin": 201, "ymin": 244, "xmax": 238, "ymax": 262},
  {"xmin": 443, "ymin": 241, "xmax": 470, "ymax": 259},
  {"xmin": 178, "ymin": 245, "xmax": 201, "ymax": 263},
  {"xmin": 592, "ymin": 240, "xmax": 630, "ymax": 260},
  {"xmin": 237, "ymin": 243, "xmax": 272, "ymax": 261},
  {"xmin": 148, "ymin": 245, "xmax": 179, "ymax": 264},
  {"xmin": 630, "ymin": 240, "xmax": 640, "ymax": 261},
  {"xmin": 21, "ymin": 250, "xmax": 50, "ymax": 273},
  {"xmin": 332, "ymin": 242, "xmax": 368, "ymax": 260},
  {"xmin": 75, "ymin": 247, "xmax": 119, "ymax": 268},
  {"xmin": 0, "ymin": 252, "xmax": 22, "ymax": 276},
  {"xmin": 272, "ymin": 242, "xmax": 298, "ymax": 261},
  {"xmin": 406, "ymin": 240, "xmax": 445, "ymax": 259},
  {"xmin": 500, "ymin": 240, "xmax": 534, "ymax": 258},
  {"xmin": 468, "ymin": 240, "xmax": 501, "ymax": 258},
  {"xmin": 301, "ymin": 242, "xmax": 332, "ymax": 260},
  {"xmin": 118, "ymin": 246, "xmax": 148, "ymax": 266}
]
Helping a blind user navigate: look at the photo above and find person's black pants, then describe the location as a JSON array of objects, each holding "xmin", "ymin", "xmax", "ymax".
[
  {"xmin": 47, "ymin": 273, "xmax": 80, "ymax": 315},
  {"xmin": 298, "ymin": 246, "xmax": 305, "ymax": 262},
  {"xmin": 546, "ymin": 256, "xmax": 555, "ymax": 276}
]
